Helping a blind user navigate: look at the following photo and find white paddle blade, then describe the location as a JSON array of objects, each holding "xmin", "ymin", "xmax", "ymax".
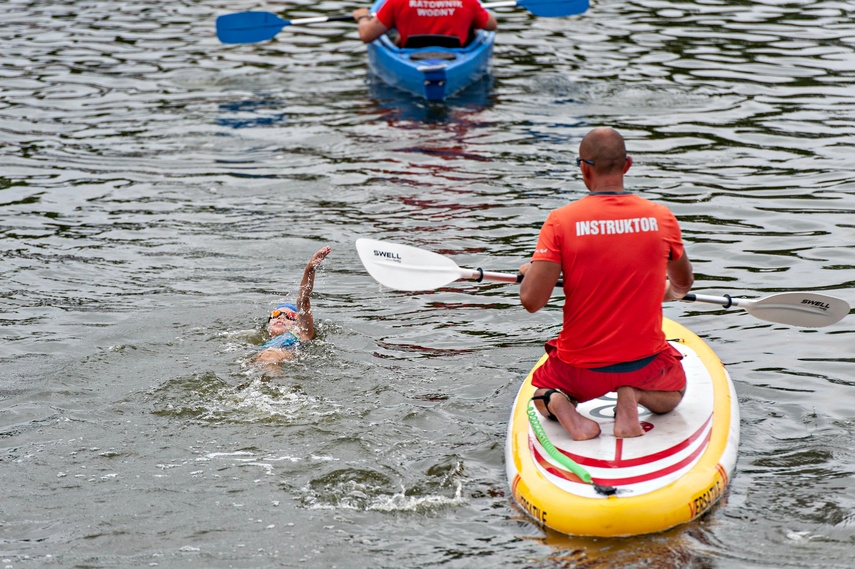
[
  {"xmin": 355, "ymin": 238, "xmax": 467, "ymax": 291},
  {"xmin": 746, "ymin": 292, "xmax": 850, "ymax": 328}
]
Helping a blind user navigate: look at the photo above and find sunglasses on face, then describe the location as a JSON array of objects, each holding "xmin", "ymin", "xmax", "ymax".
[
  {"xmin": 576, "ymin": 156, "xmax": 629, "ymax": 167},
  {"xmin": 268, "ymin": 309, "xmax": 297, "ymax": 322}
]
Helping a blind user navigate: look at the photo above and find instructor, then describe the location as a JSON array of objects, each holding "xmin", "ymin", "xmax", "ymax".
[{"xmin": 519, "ymin": 127, "xmax": 694, "ymax": 440}]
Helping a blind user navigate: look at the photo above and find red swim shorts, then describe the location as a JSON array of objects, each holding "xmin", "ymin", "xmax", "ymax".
[{"xmin": 531, "ymin": 342, "xmax": 687, "ymax": 403}]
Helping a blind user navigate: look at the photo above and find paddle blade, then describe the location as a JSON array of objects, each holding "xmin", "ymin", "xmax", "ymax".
[
  {"xmin": 746, "ymin": 292, "xmax": 850, "ymax": 328},
  {"xmin": 517, "ymin": 0, "xmax": 589, "ymax": 17},
  {"xmin": 216, "ymin": 12, "xmax": 288, "ymax": 44},
  {"xmin": 356, "ymin": 238, "xmax": 466, "ymax": 291}
]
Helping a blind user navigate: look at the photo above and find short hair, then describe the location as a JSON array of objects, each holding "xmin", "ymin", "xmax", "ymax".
[{"xmin": 579, "ymin": 128, "xmax": 627, "ymax": 174}]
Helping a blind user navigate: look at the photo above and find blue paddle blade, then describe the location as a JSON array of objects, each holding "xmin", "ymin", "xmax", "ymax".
[
  {"xmin": 216, "ymin": 12, "xmax": 289, "ymax": 44},
  {"xmin": 517, "ymin": 0, "xmax": 589, "ymax": 17}
]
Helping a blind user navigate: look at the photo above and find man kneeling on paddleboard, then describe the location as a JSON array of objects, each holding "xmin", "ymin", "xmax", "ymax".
[
  {"xmin": 519, "ymin": 127, "xmax": 694, "ymax": 440},
  {"xmin": 255, "ymin": 246, "xmax": 331, "ymax": 367}
]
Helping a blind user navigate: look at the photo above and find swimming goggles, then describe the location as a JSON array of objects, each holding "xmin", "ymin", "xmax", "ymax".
[{"xmin": 268, "ymin": 308, "xmax": 297, "ymax": 322}]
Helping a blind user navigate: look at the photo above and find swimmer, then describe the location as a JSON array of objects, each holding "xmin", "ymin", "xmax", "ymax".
[{"xmin": 254, "ymin": 246, "xmax": 331, "ymax": 366}]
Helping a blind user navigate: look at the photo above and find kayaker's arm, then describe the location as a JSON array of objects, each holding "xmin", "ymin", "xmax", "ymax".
[
  {"xmin": 519, "ymin": 260, "xmax": 562, "ymax": 313},
  {"xmin": 482, "ymin": 12, "xmax": 498, "ymax": 32},
  {"xmin": 352, "ymin": 8, "xmax": 389, "ymax": 43},
  {"xmin": 663, "ymin": 251, "xmax": 693, "ymax": 301}
]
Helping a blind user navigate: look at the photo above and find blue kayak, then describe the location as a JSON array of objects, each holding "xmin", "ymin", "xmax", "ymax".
[{"xmin": 365, "ymin": 1, "xmax": 496, "ymax": 101}]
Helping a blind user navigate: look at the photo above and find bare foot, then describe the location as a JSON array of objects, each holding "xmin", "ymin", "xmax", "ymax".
[
  {"xmin": 614, "ymin": 386, "xmax": 645, "ymax": 438},
  {"xmin": 545, "ymin": 391, "xmax": 601, "ymax": 441},
  {"xmin": 562, "ymin": 412, "xmax": 602, "ymax": 441}
]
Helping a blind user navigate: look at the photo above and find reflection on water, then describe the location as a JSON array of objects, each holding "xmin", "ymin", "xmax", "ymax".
[
  {"xmin": 216, "ymin": 97, "xmax": 290, "ymax": 129},
  {"xmin": 367, "ymin": 73, "xmax": 496, "ymax": 124},
  {"xmin": 2, "ymin": 0, "xmax": 855, "ymax": 567},
  {"xmin": 525, "ymin": 522, "xmax": 722, "ymax": 569}
]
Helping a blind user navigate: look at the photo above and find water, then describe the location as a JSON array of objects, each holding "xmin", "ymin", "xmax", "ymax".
[{"xmin": 2, "ymin": 0, "xmax": 854, "ymax": 567}]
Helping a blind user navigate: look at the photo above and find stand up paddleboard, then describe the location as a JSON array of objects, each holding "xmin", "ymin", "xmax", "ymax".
[{"xmin": 506, "ymin": 318, "xmax": 739, "ymax": 537}]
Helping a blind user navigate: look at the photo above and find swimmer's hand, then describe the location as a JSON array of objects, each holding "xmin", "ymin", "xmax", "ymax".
[{"xmin": 310, "ymin": 246, "xmax": 331, "ymax": 269}]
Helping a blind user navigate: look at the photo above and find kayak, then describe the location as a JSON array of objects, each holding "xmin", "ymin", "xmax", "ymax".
[
  {"xmin": 366, "ymin": 0, "xmax": 495, "ymax": 101},
  {"xmin": 506, "ymin": 318, "xmax": 739, "ymax": 537}
]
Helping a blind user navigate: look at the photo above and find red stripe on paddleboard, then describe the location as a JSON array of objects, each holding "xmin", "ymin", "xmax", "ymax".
[
  {"xmin": 531, "ymin": 426, "xmax": 713, "ymax": 486},
  {"xmin": 715, "ymin": 462, "xmax": 729, "ymax": 487},
  {"xmin": 557, "ymin": 413, "xmax": 713, "ymax": 469},
  {"xmin": 528, "ymin": 441, "xmax": 589, "ymax": 484}
]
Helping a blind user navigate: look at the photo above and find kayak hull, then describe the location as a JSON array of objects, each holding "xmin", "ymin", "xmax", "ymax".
[
  {"xmin": 365, "ymin": 26, "xmax": 494, "ymax": 101},
  {"xmin": 505, "ymin": 318, "xmax": 739, "ymax": 537}
]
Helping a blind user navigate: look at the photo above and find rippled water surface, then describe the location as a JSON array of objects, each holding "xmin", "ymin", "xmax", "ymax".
[{"xmin": 2, "ymin": 0, "xmax": 855, "ymax": 567}]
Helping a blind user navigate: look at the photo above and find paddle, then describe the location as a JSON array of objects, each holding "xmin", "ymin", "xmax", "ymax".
[
  {"xmin": 355, "ymin": 238, "xmax": 851, "ymax": 328},
  {"xmin": 681, "ymin": 292, "xmax": 850, "ymax": 329},
  {"xmin": 216, "ymin": 0, "xmax": 590, "ymax": 45},
  {"xmin": 216, "ymin": 12, "xmax": 353, "ymax": 44}
]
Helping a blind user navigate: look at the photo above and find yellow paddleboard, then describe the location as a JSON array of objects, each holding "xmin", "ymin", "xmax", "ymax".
[{"xmin": 506, "ymin": 318, "xmax": 739, "ymax": 537}]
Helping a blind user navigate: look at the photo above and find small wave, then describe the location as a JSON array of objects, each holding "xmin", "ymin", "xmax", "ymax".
[
  {"xmin": 147, "ymin": 372, "xmax": 338, "ymax": 424},
  {"xmin": 300, "ymin": 468, "xmax": 465, "ymax": 513}
]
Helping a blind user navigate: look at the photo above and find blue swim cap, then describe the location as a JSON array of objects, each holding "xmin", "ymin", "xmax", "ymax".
[{"xmin": 276, "ymin": 303, "xmax": 298, "ymax": 312}]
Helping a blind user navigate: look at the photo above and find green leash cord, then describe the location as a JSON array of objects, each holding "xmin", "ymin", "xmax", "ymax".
[
  {"xmin": 527, "ymin": 399, "xmax": 593, "ymax": 483},
  {"xmin": 526, "ymin": 399, "xmax": 618, "ymax": 495}
]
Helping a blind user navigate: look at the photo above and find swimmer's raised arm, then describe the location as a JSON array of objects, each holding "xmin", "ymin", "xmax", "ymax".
[{"xmin": 295, "ymin": 246, "xmax": 331, "ymax": 341}]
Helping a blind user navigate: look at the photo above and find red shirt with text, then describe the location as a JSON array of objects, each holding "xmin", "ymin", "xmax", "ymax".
[
  {"xmin": 531, "ymin": 192, "xmax": 684, "ymax": 367},
  {"xmin": 375, "ymin": 0, "xmax": 491, "ymax": 47}
]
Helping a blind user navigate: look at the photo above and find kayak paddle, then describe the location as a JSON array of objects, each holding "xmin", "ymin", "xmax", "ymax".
[
  {"xmin": 217, "ymin": 0, "xmax": 589, "ymax": 45},
  {"xmin": 355, "ymin": 238, "xmax": 851, "ymax": 328},
  {"xmin": 216, "ymin": 12, "xmax": 353, "ymax": 44}
]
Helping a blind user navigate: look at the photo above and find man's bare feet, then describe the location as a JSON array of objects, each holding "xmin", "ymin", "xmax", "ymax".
[
  {"xmin": 615, "ymin": 385, "xmax": 685, "ymax": 437},
  {"xmin": 535, "ymin": 389, "xmax": 601, "ymax": 441},
  {"xmin": 614, "ymin": 386, "xmax": 645, "ymax": 438}
]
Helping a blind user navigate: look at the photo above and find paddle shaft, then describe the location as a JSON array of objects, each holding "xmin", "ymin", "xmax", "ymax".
[
  {"xmin": 284, "ymin": 2, "xmax": 566, "ymax": 25},
  {"xmin": 290, "ymin": 15, "xmax": 353, "ymax": 25},
  {"xmin": 218, "ymin": 0, "xmax": 586, "ymax": 45},
  {"xmin": 484, "ymin": 0, "xmax": 529, "ymax": 8},
  {"xmin": 440, "ymin": 271, "xmax": 848, "ymax": 327},
  {"xmin": 355, "ymin": 238, "xmax": 848, "ymax": 327},
  {"xmin": 311, "ymin": 1, "xmax": 575, "ymax": 19},
  {"xmin": 458, "ymin": 268, "xmax": 523, "ymax": 284},
  {"xmin": 683, "ymin": 292, "xmax": 750, "ymax": 308}
]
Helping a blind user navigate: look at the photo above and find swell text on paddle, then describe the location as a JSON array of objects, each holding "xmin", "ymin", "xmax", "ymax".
[
  {"xmin": 373, "ymin": 250, "xmax": 402, "ymax": 263},
  {"xmin": 576, "ymin": 217, "xmax": 659, "ymax": 237},
  {"xmin": 517, "ymin": 493, "xmax": 547, "ymax": 526},
  {"xmin": 801, "ymin": 299, "xmax": 830, "ymax": 311}
]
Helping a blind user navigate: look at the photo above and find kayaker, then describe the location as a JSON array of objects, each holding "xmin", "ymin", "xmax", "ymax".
[
  {"xmin": 352, "ymin": 0, "xmax": 498, "ymax": 48},
  {"xmin": 519, "ymin": 127, "xmax": 694, "ymax": 440},
  {"xmin": 254, "ymin": 246, "xmax": 331, "ymax": 366}
]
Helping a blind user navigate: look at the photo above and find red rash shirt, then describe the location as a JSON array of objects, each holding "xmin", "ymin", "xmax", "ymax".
[
  {"xmin": 375, "ymin": 0, "xmax": 491, "ymax": 47},
  {"xmin": 531, "ymin": 192, "xmax": 685, "ymax": 368}
]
